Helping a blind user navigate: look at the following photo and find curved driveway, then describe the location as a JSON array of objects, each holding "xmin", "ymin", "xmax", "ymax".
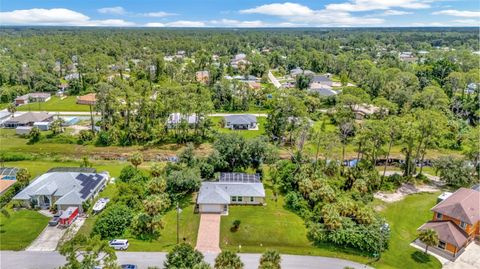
[{"xmin": 0, "ymin": 251, "xmax": 372, "ymax": 269}]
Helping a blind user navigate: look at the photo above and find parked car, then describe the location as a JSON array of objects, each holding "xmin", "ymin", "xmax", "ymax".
[
  {"xmin": 48, "ymin": 216, "xmax": 60, "ymax": 226},
  {"xmin": 120, "ymin": 265, "xmax": 137, "ymax": 269},
  {"xmin": 109, "ymin": 239, "xmax": 129, "ymax": 250}
]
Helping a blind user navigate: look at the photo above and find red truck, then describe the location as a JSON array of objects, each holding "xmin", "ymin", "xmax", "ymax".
[{"xmin": 59, "ymin": 207, "xmax": 79, "ymax": 227}]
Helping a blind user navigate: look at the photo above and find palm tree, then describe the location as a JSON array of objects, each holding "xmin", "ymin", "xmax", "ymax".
[
  {"xmin": 259, "ymin": 249, "xmax": 281, "ymax": 269},
  {"xmin": 7, "ymin": 103, "xmax": 16, "ymax": 118},
  {"xmin": 214, "ymin": 250, "xmax": 244, "ymax": 269},
  {"xmin": 418, "ymin": 228, "xmax": 439, "ymax": 254}
]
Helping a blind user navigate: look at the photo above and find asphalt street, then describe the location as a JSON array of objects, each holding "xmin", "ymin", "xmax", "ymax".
[{"xmin": 0, "ymin": 251, "xmax": 373, "ymax": 269}]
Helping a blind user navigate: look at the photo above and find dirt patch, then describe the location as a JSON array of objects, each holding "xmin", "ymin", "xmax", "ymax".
[{"xmin": 374, "ymin": 183, "xmax": 440, "ymax": 203}]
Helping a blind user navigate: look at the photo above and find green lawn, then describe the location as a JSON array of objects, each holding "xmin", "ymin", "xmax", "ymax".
[
  {"xmin": 17, "ymin": 96, "xmax": 91, "ymax": 112},
  {"xmin": 77, "ymin": 194, "xmax": 200, "ymax": 252},
  {"xmin": 0, "ymin": 128, "xmax": 182, "ymax": 160},
  {"xmin": 210, "ymin": 116, "xmax": 266, "ymax": 139},
  {"xmin": 219, "ymin": 184, "xmax": 370, "ymax": 264},
  {"xmin": 373, "ymin": 192, "xmax": 442, "ymax": 269},
  {"xmin": 0, "ymin": 209, "xmax": 50, "ymax": 250},
  {"xmin": 127, "ymin": 202, "xmax": 200, "ymax": 251},
  {"xmin": 3, "ymin": 160, "xmax": 130, "ymax": 180}
]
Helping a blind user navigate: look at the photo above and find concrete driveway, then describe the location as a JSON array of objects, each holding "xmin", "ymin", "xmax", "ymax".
[
  {"xmin": 26, "ymin": 225, "xmax": 67, "ymax": 251},
  {"xmin": 195, "ymin": 214, "xmax": 221, "ymax": 254},
  {"xmin": 443, "ymin": 243, "xmax": 480, "ymax": 269},
  {"xmin": 25, "ymin": 217, "xmax": 85, "ymax": 251}
]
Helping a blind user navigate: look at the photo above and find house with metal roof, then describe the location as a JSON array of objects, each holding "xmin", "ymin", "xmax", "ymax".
[
  {"xmin": 224, "ymin": 114, "xmax": 257, "ymax": 130},
  {"xmin": 3, "ymin": 112, "xmax": 54, "ymax": 128},
  {"xmin": 13, "ymin": 171, "xmax": 109, "ymax": 212},
  {"xmin": 196, "ymin": 173, "xmax": 265, "ymax": 214},
  {"xmin": 15, "ymin": 92, "xmax": 51, "ymax": 106},
  {"xmin": 417, "ymin": 187, "xmax": 479, "ymax": 260}
]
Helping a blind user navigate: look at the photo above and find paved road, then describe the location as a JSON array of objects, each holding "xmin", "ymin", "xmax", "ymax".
[
  {"xmin": 0, "ymin": 251, "xmax": 372, "ymax": 269},
  {"xmin": 2, "ymin": 110, "xmax": 269, "ymax": 117}
]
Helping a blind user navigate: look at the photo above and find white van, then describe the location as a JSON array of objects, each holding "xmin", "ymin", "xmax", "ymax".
[{"xmin": 109, "ymin": 239, "xmax": 129, "ymax": 250}]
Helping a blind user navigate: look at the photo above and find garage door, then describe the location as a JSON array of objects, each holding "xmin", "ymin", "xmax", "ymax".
[{"xmin": 200, "ymin": 204, "xmax": 223, "ymax": 213}]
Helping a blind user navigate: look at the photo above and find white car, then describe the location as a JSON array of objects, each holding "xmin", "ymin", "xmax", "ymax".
[{"xmin": 109, "ymin": 239, "xmax": 129, "ymax": 250}]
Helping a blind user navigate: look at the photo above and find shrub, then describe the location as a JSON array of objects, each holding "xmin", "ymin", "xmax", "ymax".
[
  {"xmin": 92, "ymin": 204, "xmax": 132, "ymax": 239},
  {"xmin": 231, "ymin": 220, "xmax": 241, "ymax": 232},
  {"xmin": 284, "ymin": 191, "xmax": 310, "ymax": 218},
  {"xmin": 214, "ymin": 250, "xmax": 244, "ymax": 269},
  {"xmin": 259, "ymin": 249, "xmax": 281, "ymax": 269},
  {"xmin": 78, "ymin": 130, "xmax": 95, "ymax": 144},
  {"xmin": 27, "ymin": 127, "xmax": 41, "ymax": 144},
  {"xmin": 118, "ymin": 165, "xmax": 139, "ymax": 183},
  {"xmin": 0, "ymin": 181, "xmax": 29, "ymax": 208},
  {"xmin": 166, "ymin": 168, "xmax": 201, "ymax": 200},
  {"xmin": 164, "ymin": 243, "xmax": 205, "ymax": 269},
  {"xmin": 0, "ymin": 152, "xmax": 33, "ymax": 162}
]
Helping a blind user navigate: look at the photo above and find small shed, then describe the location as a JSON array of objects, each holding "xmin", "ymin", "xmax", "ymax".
[
  {"xmin": 33, "ymin": 121, "xmax": 51, "ymax": 131},
  {"xmin": 15, "ymin": 126, "xmax": 32, "ymax": 135}
]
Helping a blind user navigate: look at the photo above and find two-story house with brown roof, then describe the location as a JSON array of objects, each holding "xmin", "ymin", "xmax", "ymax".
[{"xmin": 418, "ymin": 187, "xmax": 479, "ymax": 258}]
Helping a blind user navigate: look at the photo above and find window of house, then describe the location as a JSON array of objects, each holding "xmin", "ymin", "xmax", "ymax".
[
  {"xmin": 238, "ymin": 196, "xmax": 243, "ymax": 202},
  {"xmin": 250, "ymin": 197, "xmax": 254, "ymax": 202},
  {"xmin": 438, "ymin": 241, "xmax": 446, "ymax": 250},
  {"xmin": 460, "ymin": 222, "xmax": 467, "ymax": 229},
  {"xmin": 436, "ymin": 213, "xmax": 443, "ymax": 220},
  {"xmin": 231, "ymin": 196, "xmax": 237, "ymax": 202}
]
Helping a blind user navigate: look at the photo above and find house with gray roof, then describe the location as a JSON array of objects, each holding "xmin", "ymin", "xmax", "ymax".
[
  {"xmin": 197, "ymin": 173, "xmax": 265, "ymax": 214},
  {"xmin": 2, "ymin": 112, "xmax": 54, "ymax": 128},
  {"xmin": 224, "ymin": 114, "xmax": 257, "ymax": 130},
  {"xmin": 13, "ymin": 171, "xmax": 109, "ymax": 212}
]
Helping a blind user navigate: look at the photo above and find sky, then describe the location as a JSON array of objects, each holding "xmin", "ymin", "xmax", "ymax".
[{"xmin": 0, "ymin": 1, "xmax": 479, "ymax": 27}]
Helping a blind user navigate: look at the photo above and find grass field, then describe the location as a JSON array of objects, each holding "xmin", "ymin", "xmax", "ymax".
[
  {"xmin": 126, "ymin": 201, "xmax": 200, "ymax": 251},
  {"xmin": 373, "ymin": 192, "xmax": 442, "ymax": 269},
  {"xmin": 3, "ymin": 160, "xmax": 131, "ymax": 180},
  {"xmin": 0, "ymin": 209, "xmax": 50, "ymax": 250},
  {"xmin": 219, "ymin": 181, "xmax": 370, "ymax": 264},
  {"xmin": 0, "ymin": 128, "xmax": 185, "ymax": 160},
  {"xmin": 210, "ymin": 116, "xmax": 266, "ymax": 139},
  {"xmin": 17, "ymin": 96, "xmax": 91, "ymax": 112},
  {"xmin": 76, "ymin": 189, "xmax": 200, "ymax": 252}
]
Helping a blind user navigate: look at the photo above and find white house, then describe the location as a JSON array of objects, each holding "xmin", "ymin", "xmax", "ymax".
[{"xmin": 197, "ymin": 173, "xmax": 265, "ymax": 214}]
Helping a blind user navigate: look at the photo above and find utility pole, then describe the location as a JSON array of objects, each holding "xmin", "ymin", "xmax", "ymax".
[{"xmin": 176, "ymin": 202, "xmax": 181, "ymax": 244}]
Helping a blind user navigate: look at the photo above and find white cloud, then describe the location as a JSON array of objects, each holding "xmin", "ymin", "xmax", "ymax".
[
  {"xmin": 0, "ymin": 8, "xmax": 89, "ymax": 25},
  {"xmin": 89, "ymin": 19, "xmax": 135, "ymax": 27},
  {"xmin": 97, "ymin": 6, "xmax": 126, "ymax": 15},
  {"xmin": 326, "ymin": 0, "xmax": 432, "ymax": 12},
  {"xmin": 451, "ymin": 19, "xmax": 480, "ymax": 26},
  {"xmin": 240, "ymin": 2, "xmax": 314, "ymax": 16},
  {"xmin": 239, "ymin": 2, "xmax": 385, "ymax": 26},
  {"xmin": 433, "ymin": 10, "xmax": 480, "ymax": 18},
  {"xmin": 165, "ymin": 20, "xmax": 206, "ymax": 27},
  {"xmin": 210, "ymin": 19, "xmax": 265, "ymax": 27},
  {"xmin": 145, "ymin": 22, "xmax": 166, "ymax": 27},
  {"xmin": 142, "ymin": 11, "xmax": 176, "ymax": 18},
  {"xmin": 410, "ymin": 22, "xmax": 446, "ymax": 26},
  {"xmin": 209, "ymin": 19, "xmax": 304, "ymax": 27},
  {"xmin": 0, "ymin": 8, "xmax": 135, "ymax": 26},
  {"xmin": 382, "ymin": 10, "xmax": 413, "ymax": 16}
]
